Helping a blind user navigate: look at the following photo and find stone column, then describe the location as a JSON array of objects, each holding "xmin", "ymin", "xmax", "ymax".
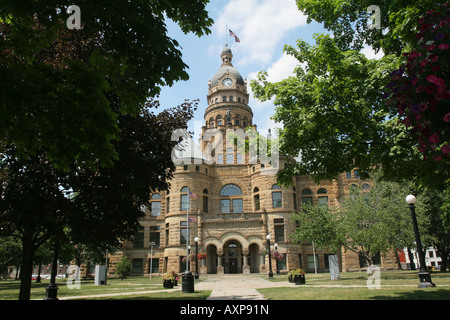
[
  {"xmin": 217, "ymin": 254, "xmax": 224, "ymax": 274},
  {"xmin": 243, "ymin": 255, "xmax": 250, "ymax": 274}
]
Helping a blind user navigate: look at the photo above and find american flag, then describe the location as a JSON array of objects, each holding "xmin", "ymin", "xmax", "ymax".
[
  {"xmin": 229, "ymin": 29, "xmax": 240, "ymax": 43},
  {"xmin": 188, "ymin": 191, "xmax": 198, "ymax": 199},
  {"xmin": 188, "ymin": 216, "xmax": 197, "ymax": 222}
]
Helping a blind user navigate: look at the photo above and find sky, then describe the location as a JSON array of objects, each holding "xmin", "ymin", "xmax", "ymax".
[{"xmin": 157, "ymin": 0, "xmax": 382, "ymax": 138}]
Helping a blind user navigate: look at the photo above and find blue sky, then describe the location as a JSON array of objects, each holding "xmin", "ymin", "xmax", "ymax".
[{"xmin": 157, "ymin": 0, "xmax": 380, "ymax": 137}]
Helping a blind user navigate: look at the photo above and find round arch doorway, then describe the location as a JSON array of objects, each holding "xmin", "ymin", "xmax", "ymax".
[{"xmin": 224, "ymin": 240, "xmax": 242, "ymax": 274}]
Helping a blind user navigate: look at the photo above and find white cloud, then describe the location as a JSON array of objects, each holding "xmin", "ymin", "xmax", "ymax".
[
  {"xmin": 360, "ymin": 45, "xmax": 384, "ymax": 60},
  {"xmin": 213, "ymin": 0, "xmax": 307, "ymax": 66}
]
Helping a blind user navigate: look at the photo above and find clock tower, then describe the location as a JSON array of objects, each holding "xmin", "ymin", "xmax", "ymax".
[{"xmin": 204, "ymin": 46, "xmax": 253, "ymax": 130}]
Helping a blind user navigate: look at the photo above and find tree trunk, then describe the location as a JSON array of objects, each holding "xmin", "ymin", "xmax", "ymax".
[{"xmin": 18, "ymin": 235, "xmax": 35, "ymax": 300}]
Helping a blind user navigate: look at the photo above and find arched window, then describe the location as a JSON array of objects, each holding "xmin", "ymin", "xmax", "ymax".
[
  {"xmin": 235, "ymin": 114, "xmax": 240, "ymax": 125},
  {"xmin": 243, "ymin": 116, "xmax": 248, "ymax": 127},
  {"xmin": 301, "ymin": 188, "xmax": 313, "ymax": 206},
  {"xmin": 209, "ymin": 117, "xmax": 214, "ymax": 128},
  {"xmin": 151, "ymin": 193, "xmax": 161, "ymax": 216},
  {"xmin": 217, "ymin": 115, "xmax": 223, "ymax": 126},
  {"xmin": 362, "ymin": 184, "xmax": 370, "ymax": 191},
  {"xmin": 272, "ymin": 184, "xmax": 282, "ymax": 208},
  {"xmin": 220, "ymin": 184, "xmax": 243, "ymax": 213},
  {"xmin": 180, "ymin": 187, "xmax": 190, "ymax": 211},
  {"xmin": 317, "ymin": 188, "xmax": 327, "ymax": 194}
]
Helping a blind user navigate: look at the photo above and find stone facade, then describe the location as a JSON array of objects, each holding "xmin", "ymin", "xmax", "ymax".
[{"xmin": 115, "ymin": 46, "xmax": 399, "ymax": 276}]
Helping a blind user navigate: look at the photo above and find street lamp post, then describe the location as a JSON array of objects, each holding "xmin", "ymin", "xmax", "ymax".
[
  {"xmin": 274, "ymin": 243, "xmax": 280, "ymax": 275},
  {"xmin": 266, "ymin": 235, "xmax": 273, "ymax": 279},
  {"xmin": 406, "ymin": 195, "xmax": 436, "ymax": 288},
  {"xmin": 149, "ymin": 242, "xmax": 156, "ymax": 278},
  {"xmin": 194, "ymin": 237, "xmax": 199, "ymax": 280}
]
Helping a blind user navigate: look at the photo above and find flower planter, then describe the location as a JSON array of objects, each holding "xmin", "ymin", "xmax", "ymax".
[
  {"xmin": 294, "ymin": 275, "xmax": 305, "ymax": 285},
  {"xmin": 163, "ymin": 280, "xmax": 174, "ymax": 289},
  {"xmin": 288, "ymin": 268, "xmax": 306, "ymax": 284}
]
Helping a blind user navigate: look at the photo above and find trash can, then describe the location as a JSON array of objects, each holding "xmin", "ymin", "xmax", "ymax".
[{"xmin": 182, "ymin": 271, "xmax": 194, "ymax": 293}]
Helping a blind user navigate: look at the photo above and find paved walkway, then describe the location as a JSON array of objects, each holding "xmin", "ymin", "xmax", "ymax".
[{"xmin": 196, "ymin": 274, "xmax": 295, "ymax": 300}]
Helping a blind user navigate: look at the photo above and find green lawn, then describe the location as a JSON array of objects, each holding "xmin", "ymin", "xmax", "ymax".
[
  {"xmin": 259, "ymin": 270, "xmax": 450, "ymax": 300},
  {"xmin": 1, "ymin": 271, "xmax": 449, "ymax": 300},
  {"xmin": 0, "ymin": 276, "xmax": 210, "ymax": 300}
]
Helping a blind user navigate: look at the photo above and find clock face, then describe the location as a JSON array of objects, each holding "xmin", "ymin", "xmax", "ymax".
[{"xmin": 222, "ymin": 78, "xmax": 233, "ymax": 87}]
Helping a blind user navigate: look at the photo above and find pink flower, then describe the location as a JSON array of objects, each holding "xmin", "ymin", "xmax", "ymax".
[
  {"xmin": 412, "ymin": 77, "xmax": 418, "ymax": 85},
  {"xmin": 438, "ymin": 43, "xmax": 449, "ymax": 49},
  {"xmin": 442, "ymin": 145, "xmax": 450, "ymax": 155},
  {"xmin": 416, "ymin": 86, "xmax": 424, "ymax": 93},
  {"xmin": 429, "ymin": 134, "xmax": 439, "ymax": 144},
  {"xmin": 427, "ymin": 74, "xmax": 438, "ymax": 84},
  {"xmin": 420, "ymin": 60, "xmax": 428, "ymax": 67},
  {"xmin": 444, "ymin": 113, "xmax": 450, "ymax": 122},
  {"xmin": 433, "ymin": 155, "xmax": 442, "ymax": 162},
  {"xmin": 436, "ymin": 92, "xmax": 445, "ymax": 101}
]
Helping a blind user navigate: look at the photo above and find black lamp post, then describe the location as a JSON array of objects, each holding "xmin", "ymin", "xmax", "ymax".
[
  {"xmin": 266, "ymin": 235, "xmax": 273, "ymax": 279},
  {"xmin": 194, "ymin": 237, "xmax": 199, "ymax": 280},
  {"xmin": 406, "ymin": 195, "xmax": 436, "ymax": 288}
]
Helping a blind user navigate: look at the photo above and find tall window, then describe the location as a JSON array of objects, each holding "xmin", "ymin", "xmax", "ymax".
[
  {"xmin": 226, "ymin": 147, "xmax": 234, "ymax": 164},
  {"xmin": 217, "ymin": 114, "xmax": 223, "ymax": 126},
  {"xmin": 301, "ymin": 188, "xmax": 313, "ymax": 206},
  {"xmin": 150, "ymin": 226, "xmax": 160, "ymax": 247},
  {"xmin": 274, "ymin": 218, "xmax": 285, "ymax": 242},
  {"xmin": 293, "ymin": 187, "xmax": 297, "ymax": 210},
  {"xmin": 220, "ymin": 184, "xmax": 243, "ymax": 213},
  {"xmin": 133, "ymin": 226, "xmax": 144, "ymax": 248},
  {"xmin": 317, "ymin": 188, "xmax": 328, "ymax": 207},
  {"xmin": 151, "ymin": 193, "xmax": 161, "ymax": 216},
  {"xmin": 180, "ymin": 221, "xmax": 188, "ymax": 245},
  {"xmin": 253, "ymin": 187, "xmax": 260, "ymax": 211},
  {"xmin": 272, "ymin": 184, "xmax": 282, "ymax": 208},
  {"xmin": 180, "ymin": 187, "xmax": 189, "ymax": 211}
]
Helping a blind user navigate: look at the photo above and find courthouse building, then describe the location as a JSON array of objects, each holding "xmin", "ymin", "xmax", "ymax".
[{"xmin": 113, "ymin": 46, "xmax": 399, "ymax": 276}]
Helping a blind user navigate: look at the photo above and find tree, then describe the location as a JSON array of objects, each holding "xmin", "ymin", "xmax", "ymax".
[
  {"xmin": 0, "ymin": 98, "xmax": 197, "ymax": 299},
  {"xmin": 251, "ymin": 1, "xmax": 449, "ymax": 189},
  {"xmin": 291, "ymin": 176, "xmax": 426, "ymax": 267},
  {"xmin": 115, "ymin": 255, "xmax": 132, "ymax": 280},
  {"xmin": 0, "ymin": 1, "xmax": 213, "ymax": 170},
  {"xmin": 0, "ymin": 150, "xmax": 74, "ymax": 300}
]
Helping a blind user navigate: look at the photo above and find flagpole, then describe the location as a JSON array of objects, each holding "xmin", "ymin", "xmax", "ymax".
[
  {"xmin": 226, "ymin": 24, "xmax": 228, "ymax": 46},
  {"xmin": 186, "ymin": 193, "xmax": 190, "ymax": 272}
]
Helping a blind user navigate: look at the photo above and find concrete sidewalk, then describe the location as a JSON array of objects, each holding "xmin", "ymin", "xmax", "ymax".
[{"xmin": 195, "ymin": 274, "xmax": 296, "ymax": 300}]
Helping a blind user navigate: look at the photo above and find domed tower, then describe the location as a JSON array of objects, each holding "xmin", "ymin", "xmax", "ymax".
[{"xmin": 204, "ymin": 46, "xmax": 253, "ymax": 130}]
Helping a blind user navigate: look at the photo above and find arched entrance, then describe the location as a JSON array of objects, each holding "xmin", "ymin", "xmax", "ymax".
[{"xmin": 224, "ymin": 240, "xmax": 242, "ymax": 274}]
